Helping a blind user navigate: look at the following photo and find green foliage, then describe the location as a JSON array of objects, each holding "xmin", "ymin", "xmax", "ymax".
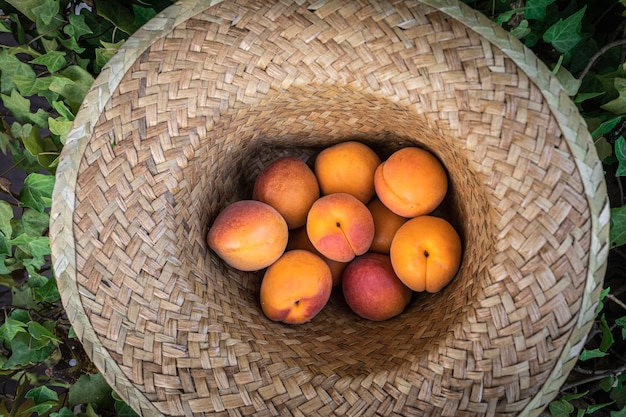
[{"xmin": 0, "ymin": 1, "xmax": 174, "ymax": 415}]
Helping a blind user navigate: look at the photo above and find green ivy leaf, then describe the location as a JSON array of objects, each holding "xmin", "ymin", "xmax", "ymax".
[
  {"xmin": 31, "ymin": 51, "xmax": 68, "ymax": 74},
  {"xmin": 496, "ymin": 9, "xmax": 521, "ymax": 25},
  {"xmin": 51, "ymin": 407, "xmax": 75, "ymax": 417},
  {"xmin": 19, "ymin": 173, "xmax": 54, "ymax": 212},
  {"xmin": 133, "ymin": 5, "xmax": 157, "ymax": 28},
  {"xmin": 580, "ymin": 347, "xmax": 609, "ymax": 361},
  {"xmin": 1, "ymin": 90, "xmax": 33, "ymax": 124},
  {"xmin": 510, "ymin": 20, "xmax": 531, "ymax": 39},
  {"xmin": 33, "ymin": 277, "xmax": 60, "ymax": 303},
  {"xmin": 5, "ymin": 0, "xmax": 39, "ymax": 22},
  {"xmin": 51, "ymin": 100, "xmax": 75, "ymax": 120},
  {"xmin": 602, "ymin": 78, "xmax": 626, "ymax": 115},
  {"xmin": 64, "ymin": 13, "xmax": 93, "ymax": 39},
  {"xmin": 11, "ymin": 309, "xmax": 30, "ymax": 323},
  {"xmin": 597, "ymin": 287, "xmax": 612, "ymax": 315},
  {"xmin": 1, "ymin": 333, "xmax": 34, "ymax": 368},
  {"xmin": 94, "ymin": 0, "xmax": 138, "ymax": 35},
  {"xmin": 69, "ymin": 373, "xmax": 114, "ymax": 408},
  {"xmin": 549, "ymin": 399, "xmax": 575, "ymax": 417},
  {"xmin": 59, "ymin": 36, "xmax": 85, "ymax": 54},
  {"xmin": 30, "ymin": 108, "xmax": 51, "ymax": 130},
  {"xmin": 576, "ymin": 92, "xmax": 605, "ymax": 108},
  {"xmin": 543, "ymin": 6, "xmax": 586, "ymax": 53},
  {"xmin": 611, "ymin": 206, "xmax": 626, "ymax": 248},
  {"xmin": 616, "ymin": 137, "xmax": 626, "ymax": 176},
  {"xmin": 562, "ymin": 391, "xmax": 589, "ymax": 401},
  {"xmin": 48, "ymin": 117, "xmax": 73, "ymax": 145},
  {"xmin": 28, "ymin": 321, "xmax": 60, "ymax": 344},
  {"xmin": 12, "ymin": 75, "xmax": 58, "ymax": 104},
  {"xmin": 49, "ymin": 66, "xmax": 94, "ymax": 112},
  {"xmin": 1, "ymin": 331, "xmax": 55, "ymax": 368},
  {"xmin": 12, "ymin": 208, "xmax": 50, "ymax": 238},
  {"xmin": 13, "ymin": 123, "xmax": 58, "ymax": 170},
  {"xmin": 591, "ymin": 116, "xmax": 623, "ymax": 139},
  {"xmin": 525, "ymin": 0, "xmax": 556, "ymax": 21},
  {"xmin": 9, "ymin": 234, "xmax": 50, "ymax": 260},
  {"xmin": 0, "ymin": 317, "xmax": 28, "ymax": 342},
  {"xmin": 26, "ymin": 385, "xmax": 59, "ymax": 404},
  {"xmin": 31, "ymin": 0, "xmax": 59, "ymax": 26},
  {"xmin": 40, "ymin": 37, "xmax": 59, "ymax": 54},
  {"xmin": 0, "ymin": 200, "xmax": 13, "ymax": 238},
  {"xmin": 600, "ymin": 314, "xmax": 615, "ymax": 352}
]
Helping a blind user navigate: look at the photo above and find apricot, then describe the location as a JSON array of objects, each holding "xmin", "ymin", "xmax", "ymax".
[
  {"xmin": 374, "ymin": 147, "xmax": 448, "ymax": 217},
  {"xmin": 252, "ymin": 156, "xmax": 320, "ymax": 229},
  {"xmin": 367, "ymin": 196, "xmax": 409, "ymax": 254},
  {"xmin": 390, "ymin": 215, "xmax": 462, "ymax": 293},
  {"xmin": 260, "ymin": 250, "xmax": 333, "ymax": 324},
  {"xmin": 342, "ymin": 253, "xmax": 413, "ymax": 321},
  {"xmin": 287, "ymin": 226, "xmax": 347, "ymax": 286},
  {"xmin": 314, "ymin": 141, "xmax": 381, "ymax": 203},
  {"xmin": 207, "ymin": 200, "xmax": 288, "ymax": 271},
  {"xmin": 307, "ymin": 193, "xmax": 375, "ymax": 263}
]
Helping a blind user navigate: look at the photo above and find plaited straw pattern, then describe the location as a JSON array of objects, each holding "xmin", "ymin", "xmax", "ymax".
[{"xmin": 49, "ymin": 0, "xmax": 610, "ymax": 416}]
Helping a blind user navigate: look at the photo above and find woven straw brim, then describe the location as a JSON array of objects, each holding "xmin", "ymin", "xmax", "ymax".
[{"xmin": 50, "ymin": 1, "xmax": 610, "ymax": 416}]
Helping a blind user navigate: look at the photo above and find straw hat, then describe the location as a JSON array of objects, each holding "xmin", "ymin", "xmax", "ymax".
[{"xmin": 50, "ymin": 1, "xmax": 610, "ymax": 416}]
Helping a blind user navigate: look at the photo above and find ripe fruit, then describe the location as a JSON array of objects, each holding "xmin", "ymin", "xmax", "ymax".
[
  {"xmin": 306, "ymin": 193, "xmax": 375, "ymax": 263},
  {"xmin": 252, "ymin": 156, "xmax": 320, "ymax": 229},
  {"xmin": 374, "ymin": 147, "xmax": 448, "ymax": 217},
  {"xmin": 314, "ymin": 141, "xmax": 381, "ymax": 203},
  {"xmin": 390, "ymin": 215, "xmax": 462, "ymax": 293},
  {"xmin": 286, "ymin": 226, "xmax": 347, "ymax": 287},
  {"xmin": 260, "ymin": 250, "xmax": 333, "ymax": 324},
  {"xmin": 207, "ymin": 200, "xmax": 288, "ymax": 271},
  {"xmin": 367, "ymin": 196, "xmax": 409, "ymax": 254},
  {"xmin": 342, "ymin": 253, "xmax": 412, "ymax": 321}
]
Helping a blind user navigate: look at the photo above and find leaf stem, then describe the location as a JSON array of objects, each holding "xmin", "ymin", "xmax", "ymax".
[
  {"xmin": 0, "ymin": 156, "xmax": 27, "ymax": 178},
  {"xmin": 606, "ymin": 293, "xmax": 626, "ymax": 311},
  {"xmin": 561, "ymin": 363, "xmax": 626, "ymax": 391},
  {"xmin": 578, "ymin": 38, "xmax": 626, "ymax": 81}
]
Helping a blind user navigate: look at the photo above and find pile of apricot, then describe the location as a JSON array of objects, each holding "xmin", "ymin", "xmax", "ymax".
[{"xmin": 207, "ymin": 141, "xmax": 462, "ymax": 324}]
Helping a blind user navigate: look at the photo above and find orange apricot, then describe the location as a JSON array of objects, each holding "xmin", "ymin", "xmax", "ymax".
[
  {"xmin": 306, "ymin": 193, "xmax": 375, "ymax": 263},
  {"xmin": 260, "ymin": 250, "xmax": 333, "ymax": 324},
  {"xmin": 207, "ymin": 200, "xmax": 288, "ymax": 271},
  {"xmin": 253, "ymin": 156, "xmax": 320, "ymax": 229},
  {"xmin": 314, "ymin": 141, "xmax": 381, "ymax": 203},
  {"xmin": 390, "ymin": 215, "xmax": 462, "ymax": 293},
  {"xmin": 374, "ymin": 147, "xmax": 448, "ymax": 217}
]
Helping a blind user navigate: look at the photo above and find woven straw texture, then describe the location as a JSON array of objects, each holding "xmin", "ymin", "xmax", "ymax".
[{"xmin": 50, "ymin": 0, "xmax": 610, "ymax": 416}]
